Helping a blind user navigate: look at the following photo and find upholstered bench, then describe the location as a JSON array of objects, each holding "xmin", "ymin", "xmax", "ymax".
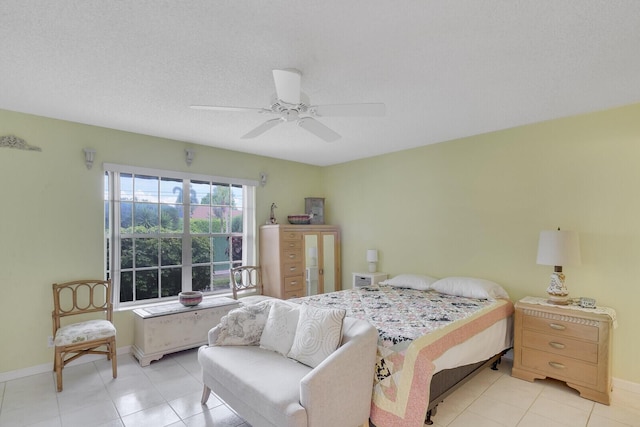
[{"xmin": 198, "ymin": 300, "xmax": 378, "ymax": 427}]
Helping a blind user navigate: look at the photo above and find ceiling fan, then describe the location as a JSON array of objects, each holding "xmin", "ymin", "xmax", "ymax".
[{"xmin": 191, "ymin": 69, "xmax": 385, "ymax": 142}]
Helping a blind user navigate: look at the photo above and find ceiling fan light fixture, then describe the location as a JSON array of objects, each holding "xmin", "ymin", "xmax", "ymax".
[{"xmin": 192, "ymin": 68, "xmax": 385, "ymax": 142}]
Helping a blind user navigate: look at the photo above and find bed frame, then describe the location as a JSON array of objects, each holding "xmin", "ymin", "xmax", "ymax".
[
  {"xmin": 369, "ymin": 349, "xmax": 509, "ymax": 426},
  {"xmin": 425, "ymin": 350, "xmax": 508, "ymax": 424}
]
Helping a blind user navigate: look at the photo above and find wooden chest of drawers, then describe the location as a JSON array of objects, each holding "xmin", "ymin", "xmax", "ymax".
[
  {"xmin": 259, "ymin": 224, "xmax": 341, "ymax": 299},
  {"xmin": 512, "ymin": 299, "xmax": 613, "ymax": 404}
]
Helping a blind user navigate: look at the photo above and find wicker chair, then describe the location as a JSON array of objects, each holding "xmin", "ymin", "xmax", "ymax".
[
  {"xmin": 230, "ymin": 265, "xmax": 273, "ymax": 305},
  {"xmin": 230, "ymin": 266, "xmax": 263, "ymax": 299},
  {"xmin": 51, "ymin": 279, "xmax": 117, "ymax": 391}
]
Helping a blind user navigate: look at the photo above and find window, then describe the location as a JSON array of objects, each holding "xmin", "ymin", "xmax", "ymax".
[{"xmin": 104, "ymin": 164, "xmax": 257, "ymax": 307}]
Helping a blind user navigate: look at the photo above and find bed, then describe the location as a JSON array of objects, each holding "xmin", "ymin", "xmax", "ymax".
[{"xmin": 289, "ymin": 276, "xmax": 514, "ymax": 427}]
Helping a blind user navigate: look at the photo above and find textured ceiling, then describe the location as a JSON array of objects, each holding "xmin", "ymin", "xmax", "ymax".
[{"xmin": 2, "ymin": 1, "xmax": 640, "ymax": 166}]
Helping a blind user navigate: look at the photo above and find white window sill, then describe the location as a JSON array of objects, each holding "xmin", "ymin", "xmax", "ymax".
[{"xmin": 114, "ymin": 293, "xmax": 234, "ymax": 312}]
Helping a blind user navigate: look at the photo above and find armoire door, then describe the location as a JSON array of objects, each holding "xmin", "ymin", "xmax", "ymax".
[{"xmin": 303, "ymin": 231, "xmax": 340, "ymax": 295}]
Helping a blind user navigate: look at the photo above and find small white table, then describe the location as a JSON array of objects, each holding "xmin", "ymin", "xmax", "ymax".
[
  {"xmin": 352, "ymin": 272, "xmax": 388, "ymax": 288},
  {"xmin": 132, "ymin": 297, "xmax": 239, "ymax": 366}
]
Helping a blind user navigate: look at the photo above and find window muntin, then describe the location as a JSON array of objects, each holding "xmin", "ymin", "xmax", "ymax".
[{"xmin": 104, "ymin": 166, "xmax": 256, "ymax": 308}]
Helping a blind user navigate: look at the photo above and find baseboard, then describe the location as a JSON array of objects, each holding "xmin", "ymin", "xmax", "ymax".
[
  {"xmin": 0, "ymin": 346, "xmax": 131, "ymax": 383},
  {"xmin": 612, "ymin": 377, "xmax": 640, "ymax": 394}
]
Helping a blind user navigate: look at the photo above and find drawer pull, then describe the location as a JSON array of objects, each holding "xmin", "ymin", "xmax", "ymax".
[
  {"xmin": 549, "ymin": 342, "xmax": 565, "ymax": 349},
  {"xmin": 289, "ymin": 266, "xmax": 297, "ymax": 272},
  {"xmin": 290, "ymin": 281, "xmax": 298, "ymax": 285},
  {"xmin": 548, "ymin": 361, "xmax": 566, "ymax": 369},
  {"xmin": 549, "ymin": 323, "xmax": 566, "ymax": 331},
  {"xmin": 288, "ymin": 254, "xmax": 295, "ymax": 259}
]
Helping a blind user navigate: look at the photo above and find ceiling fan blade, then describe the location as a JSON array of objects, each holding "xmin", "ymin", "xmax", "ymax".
[
  {"xmin": 272, "ymin": 69, "xmax": 301, "ymax": 105},
  {"xmin": 311, "ymin": 103, "xmax": 386, "ymax": 117},
  {"xmin": 241, "ymin": 118, "xmax": 283, "ymax": 139},
  {"xmin": 190, "ymin": 105, "xmax": 270, "ymax": 113},
  {"xmin": 297, "ymin": 117, "xmax": 341, "ymax": 142}
]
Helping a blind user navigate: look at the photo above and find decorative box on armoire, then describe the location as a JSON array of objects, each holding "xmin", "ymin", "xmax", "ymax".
[{"xmin": 259, "ymin": 224, "xmax": 340, "ymax": 299}]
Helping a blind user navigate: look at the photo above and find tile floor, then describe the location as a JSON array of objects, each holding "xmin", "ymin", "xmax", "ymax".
[{"xmin": 0, "ymin": 350, "xmax": 638, "ymax": 427}]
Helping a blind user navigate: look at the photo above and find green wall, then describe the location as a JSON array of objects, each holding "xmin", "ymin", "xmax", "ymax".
[
  {"xmin": 0, "ymin": 109, "xmax": 322, "ymax": 374},
  {"xmin": 324, "ymin": 102, "xmax": 640, "ymax": 384},
  {"xmin": 2, "ymin": 103, "xmax": 640, "ymax": 386}
]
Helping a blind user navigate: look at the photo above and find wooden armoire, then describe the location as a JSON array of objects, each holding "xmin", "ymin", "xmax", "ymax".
[{"xmin": 259, "ymin": 224, "xmax": 341, "ymax": 299}]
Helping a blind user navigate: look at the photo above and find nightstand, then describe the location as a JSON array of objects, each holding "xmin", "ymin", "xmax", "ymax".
[
  {"xmin": 352, "ymin": 272, "xmax": 388, "ymax": 288},
  {"xmin": 512, "ymin": 297, "xmax": 614, "ymax": 404}
]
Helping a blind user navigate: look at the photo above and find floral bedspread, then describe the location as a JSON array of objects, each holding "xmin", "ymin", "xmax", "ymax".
[{"xmin": 291, "ymin": 285, "xmax": 514, "ymax": 427}]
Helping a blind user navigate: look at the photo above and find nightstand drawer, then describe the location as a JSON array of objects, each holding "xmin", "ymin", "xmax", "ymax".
[
  {"xmin": 521, "ymin": 348, "xmax": 598, "ymax": 386},
  {"xmin": 523, "ymin": 314, "xmax": 599, "ymax": 342},
  {"xmin": 522, "ymin": 330, "xmax": 598, "ymax": 363}
]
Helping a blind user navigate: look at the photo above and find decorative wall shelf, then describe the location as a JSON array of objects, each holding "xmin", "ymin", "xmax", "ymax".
[{"xmin": 0, "ymin": 135, "xmax": 41, "ymax": 151}]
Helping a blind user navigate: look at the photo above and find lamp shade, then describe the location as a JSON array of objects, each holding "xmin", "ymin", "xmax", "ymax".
[
  {"xmin": 536, "ymin": 230, "xmax": 581, "ymax": 267},
  {"xmin": 366, "ymin": 249, "xmax": 378, "ymax": 263}
]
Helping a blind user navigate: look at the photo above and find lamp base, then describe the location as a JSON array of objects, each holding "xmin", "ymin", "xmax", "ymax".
[
  {"xmin": 546, "ymin": 271, "xmax": 569, "ymax": 305},
  {"xmin": 546, "ymin": 294, "xmax": 570, "ymax": 305},
  {"xmin": 368, "ymin": 262, "xmax": 377, "ymax": 273}
]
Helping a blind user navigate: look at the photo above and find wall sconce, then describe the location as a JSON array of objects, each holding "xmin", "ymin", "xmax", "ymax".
[
  {"xmin": 83, "ymin": 148, "xmax": 96, "ymax": 170},
  {"xmin": 536, "ymin": 228, "xmax": 581, "ymax": 305},
  {"xmin": 185, "ymin": 149, "xmax": 195, "ymax": 166},
  {"xmin": 366, "ymin": 249, "xmax": 379, "ymax": 273},
  {"xmin": 260, "ymin": 172, "xmax": 268, "ymax": 187}
]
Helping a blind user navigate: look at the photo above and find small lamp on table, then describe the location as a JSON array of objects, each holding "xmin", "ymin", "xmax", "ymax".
[
  {"xmin": 536, "ymin": 228, "xmax": 581, "ymax": 305},
  {"xmin": 366, "ymin": 249, "xmax": 378, "ymax": 273}
]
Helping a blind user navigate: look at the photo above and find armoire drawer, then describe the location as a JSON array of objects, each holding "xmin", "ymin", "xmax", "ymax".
[
  {"xmin": 283, "ymin": 261, "xmax": 303, "ymax": 276},
  {"xmin": 282, "ymin": 248, "xmax": 302, "ymax": 262},
  {"xmin": 281, "ymin": 239, "xmax": 303, "ymax": 250},
  {"xmin": 281, "ymin": 231, "xmax": 302, "ymax": 241},
  {"xmin": 283, "ymin": 275, "xmax": 304, "ymax": 292}
]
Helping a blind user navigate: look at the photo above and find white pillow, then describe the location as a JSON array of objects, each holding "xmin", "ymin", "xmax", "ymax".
[
  {"xmin": 287, "ymin": 303, "xmax": 346, "ymax": 368},
  {"xmin": 260, "ymin": 302, "xmax": 300, "ymax": 356},
  {"xmin": 379, "ymin": 274, "xmax": 439, "ymax": 291},
  {"xmin": 215, "ymin": 301, "xmax": 272, "ymax": 346},
  {"xmin": 431, "ymin": 277, "xmax": 509, "ymax": 300}
]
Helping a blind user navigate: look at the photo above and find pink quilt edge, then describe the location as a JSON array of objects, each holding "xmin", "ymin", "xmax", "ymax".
[{"xmin": 369, "ymin": 299, "xmax": 515, "ymax": 427}]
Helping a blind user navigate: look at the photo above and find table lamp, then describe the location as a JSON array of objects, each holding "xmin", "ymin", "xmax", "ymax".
[
  {"xmin": 366, "ymin": 249, "xmax": 378, "ymax": 273},
  {"xmin": 536, "ymin": 228, "xmax": 581, "ymax": 305}
]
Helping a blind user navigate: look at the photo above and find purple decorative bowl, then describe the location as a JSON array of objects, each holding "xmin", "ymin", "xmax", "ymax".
[
  {"xmin": 287, "ymin": 214, "xmax": 312, "ymax": 225},
  {"xmin": 179, "ymin": 291, "xmax": 203, "ymax": 306}
]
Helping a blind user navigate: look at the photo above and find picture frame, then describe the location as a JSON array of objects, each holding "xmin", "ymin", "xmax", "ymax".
[{"xmin": 305, "ymin": 197, "xmax": 325, "ymax": 224}]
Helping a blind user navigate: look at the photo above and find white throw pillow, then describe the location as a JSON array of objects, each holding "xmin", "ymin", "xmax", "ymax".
[
  {"xmin": 379, "ymin": 274, "xmax": 439, "ymax": 291},
  {"xmin": 431, "ymin": 277, "xmax": 509, "ymax": 300},
  {"xmin": 260, "ymin": 302, "xmax": 300, "ymax": 356},
  {"xmin": 215, "ymin": 300, "xmax": 272, "ymax": 346},
  {"xmin": 287, "ymin": 303, "xmax": 346, "ymax": 368}
]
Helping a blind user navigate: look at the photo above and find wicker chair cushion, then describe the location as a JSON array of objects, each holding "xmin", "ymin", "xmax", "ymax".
[{"xmin": 54, "ymin": 319, "xmax": 116, "ymax": 346}]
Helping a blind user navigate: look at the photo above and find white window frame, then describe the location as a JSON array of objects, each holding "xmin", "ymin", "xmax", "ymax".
[{"xmin": 104, "ymin": 163, "xmax": 257, "ymax": 308}]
